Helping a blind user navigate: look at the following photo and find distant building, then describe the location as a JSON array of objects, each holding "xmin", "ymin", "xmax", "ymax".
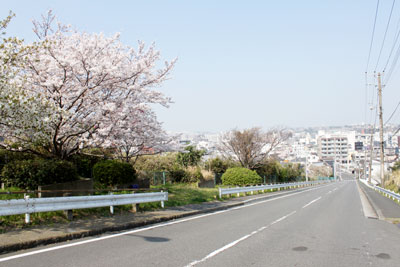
[{"xmin": 317, "ymin": 133, "xmax": 350, "ymax": 164}]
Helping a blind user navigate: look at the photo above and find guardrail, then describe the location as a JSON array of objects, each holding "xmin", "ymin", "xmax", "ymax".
[
  {"xmin": 218, "ymin": 180, "xmax": 331, "ymax": 198},
  {"xmin": 0, "ymin": 191, "xmax": 168, "ymax": 223},
  {"xmin": 359, "ymin": 179, "xmax": 400, "ymax": 203}
]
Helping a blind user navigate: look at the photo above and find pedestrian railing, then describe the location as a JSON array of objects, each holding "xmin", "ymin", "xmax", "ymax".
[
  {"xmin": 0, "ymin": 191, "xmax": 168, "ymax": 223},
  {"xmin": 218, "ymin": 180, "xmax": 330, "ymax": 199},
  {"xmin": 359, "ymin": 179, "xmax": 400, "ymax": 203}
]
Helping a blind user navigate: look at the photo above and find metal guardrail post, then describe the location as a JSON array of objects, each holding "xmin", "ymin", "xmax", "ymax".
[
  {"xmin": 161, "ymin": 190, "xmax": 165, "ymax": 208},
  {"xmin": 109, "ymin": 192, "xmax": 114, "ymax": 215},
  {"xmin": 24, "ymin": 194, "xmax": 30, "ymax": 224}
]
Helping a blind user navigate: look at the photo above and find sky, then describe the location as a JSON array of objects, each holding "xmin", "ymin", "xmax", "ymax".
[{"xmin": 2, "ymin": 0, "xmax": 400, "ymax": 133}]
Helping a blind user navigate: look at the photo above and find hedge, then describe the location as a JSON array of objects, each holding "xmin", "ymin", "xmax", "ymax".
[
  {"xmin": 92, "ymin": 160, "xmax": 136, "ymax": 187},
  {"xmin": 1, "ymin": 159, "xmax": 79, "ymax": 190},
  {"xmin": 221, "ymin": 167, "xmax": 263, "ymax": 186}
]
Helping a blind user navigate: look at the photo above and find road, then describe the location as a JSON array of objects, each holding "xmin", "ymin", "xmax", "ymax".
[{"xmin": 1, "ymin": 179, "xmax": 400, "ymax": 267}]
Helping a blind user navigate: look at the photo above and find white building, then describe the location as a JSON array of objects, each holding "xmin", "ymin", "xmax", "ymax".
[{"xmin": 317, "ymin": 131, "xmax": 355, "ymax": 164}]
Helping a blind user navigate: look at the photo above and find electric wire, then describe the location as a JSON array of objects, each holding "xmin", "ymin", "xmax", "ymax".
[
  {"xmin": 384, "ymin": 100, "xmax": 400, "ymax": 125},
  {"xmin": 366, "ymin": 0, "xmax": 381, "ymax": 73},
  {"xmin": 382, "ymin": 6, "xmax": 400, "ymax": 72},
  {"xmin": 374, "ymin": 0, "xmax": 396, "ymax": 72}
]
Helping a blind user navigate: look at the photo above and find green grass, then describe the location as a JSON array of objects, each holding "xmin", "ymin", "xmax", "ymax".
[
  {"xmin": 138, "ymin": 183, "xmax": 219, "ymax": 211},
  {"xmin": 0, "ymin": 184, "xmax": 221, "ymax": 232},
  {"xmin": 0, "ymin": 183, "xmax": 279, "ymax": 232},
  {"xmin": 386, "ymin": 182, "xmax": 400, "ymax": 194}
]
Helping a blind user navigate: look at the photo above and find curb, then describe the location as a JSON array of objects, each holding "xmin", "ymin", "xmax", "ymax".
[
  {"xmin": 357, "ymin": 181, "xmax": 384, "ymax": 220},
  {"xmin": 356, "ymin": 180, "xmax": 378, "ymax": 219}
]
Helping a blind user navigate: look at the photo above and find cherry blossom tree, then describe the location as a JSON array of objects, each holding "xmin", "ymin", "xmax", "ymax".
[
  {"xmin": 0, "ymin": 11, "xmax": 175, "ymax": 159},
  {"xmin": 95, "ymin": 104, "xmax": 174, "ymax": 162}
]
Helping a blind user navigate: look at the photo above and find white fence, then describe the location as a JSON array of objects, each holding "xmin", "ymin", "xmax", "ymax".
[
  {"xmin": 0, "ymin": 191, "xmax": 168, "ymax": 223},
  {"xmin": 219, "ymin": 180, "xmax": 331, "ymax": 198},
  {"xmin": 359, "ymin": 179, "xmax": 400, "ymax": 203}
]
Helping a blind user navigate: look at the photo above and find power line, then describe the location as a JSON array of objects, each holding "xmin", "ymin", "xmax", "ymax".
[
  {"xmin": 366, "ymin": 0, "xmax": 381, "ymax": 73},
  {"xmin": 374, "ymin": 0, "xmax": 396, "ymax": 72},
  {"xmin": 382, "ymin": 5, "xmax": 400, "ymax": 72},
  {"xmin": 384, "ymin": 99, "xmax": 400, "ymax": 125}
]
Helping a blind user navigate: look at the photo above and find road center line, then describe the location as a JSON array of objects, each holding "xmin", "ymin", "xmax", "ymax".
[
  {"xmin": 302, "ymin": 196, "xmax": 322, "ymax": 209},
  {"xmin": 185, "ymin": 211, "xmax": 297, "ymax": 267},
  {"xmin": 0, "ymin": 184, "xmax": 334, "ymax": 263}
]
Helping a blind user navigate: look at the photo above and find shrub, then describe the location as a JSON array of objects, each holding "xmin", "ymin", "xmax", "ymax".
[
  {"xmin": 93, "ymin": 160, "xmax": 136, "ymax": 187},
  {"xmin": 221, "ymin": 167, "xmax": 262, "ymax": 186},
  {"xmin": 134, "ymin": 153, "xmax": 178, "ymax": 172},
  {"xmin": 0, "ymin": 150, "xmax": 36, "ymax": 170},
  {"xmin": 206, "ymin": 157, "xmax": 229, "ymax": 174},
  {"xmin": 69, "ymin": 154, "xmax": 102, "ymax": 178},
  {"xmin": 167, "ymin": 164, "xmax": 188, "ymax": 183},
  {"xmin": 185, "ymin": 166, "xmax": 204, "ymax": 183},
  {"xmin": 1, "ymin": 159, "xmax": 79, "ymax": 189}
]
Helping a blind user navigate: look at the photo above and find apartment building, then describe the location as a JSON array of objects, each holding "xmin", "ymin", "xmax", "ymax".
[{"xmin": 317, "ymin": 132, "xmax": 352, "ymax": 164}]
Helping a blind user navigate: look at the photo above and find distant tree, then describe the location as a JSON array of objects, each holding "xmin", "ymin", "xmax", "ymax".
[
  {"xmin": 219, "ymin": 127, "xmax": 291, "ymax": 169},
  {"xmin": 176, "ymin": 146, "xmax": 205, "ymax": 167}
]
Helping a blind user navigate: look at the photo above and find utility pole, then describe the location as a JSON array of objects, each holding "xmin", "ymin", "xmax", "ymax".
[
  {"xmin": 368, "ymin": 124, "xmax": 374, "ymax": 184},
  {"xmin": 378, "ymin": 72, "xmax": 385, "ymax": 187}
]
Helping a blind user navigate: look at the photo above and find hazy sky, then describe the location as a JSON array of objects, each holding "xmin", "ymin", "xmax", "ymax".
[{"xmin": 2, "ymin": 0, "xmax": 400, "ymax": 132}]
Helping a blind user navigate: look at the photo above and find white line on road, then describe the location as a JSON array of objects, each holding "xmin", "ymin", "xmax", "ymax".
[
  {"xmin": 0, "ymin": 184, "xmax": 334, "ymax": 263},
  {"xmin": 327, "ymin": 191, "xmax": 332, "ymax": 194},
  {"xmin": 185, "ymin": 211, "xmax": 297, "ymax": 267},
  {"xmin": 302, "ymin": 197, "xmax": 322, "ymax": 209}
]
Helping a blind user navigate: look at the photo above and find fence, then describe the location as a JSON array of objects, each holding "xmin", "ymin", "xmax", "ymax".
[
  {"xmin": 359, "ymin": 179, "xmax": 400, "ymax": 203},
  {"xmin": 0, "ymin": 191, "xmax": 168, "ymax": 223},
  {"xmin": 219, "ymin": 180, "xmax": 331, "ymax": 198}
]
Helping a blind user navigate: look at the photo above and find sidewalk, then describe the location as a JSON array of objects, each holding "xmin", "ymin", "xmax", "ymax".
[
  {"xmin": 0, "ymin": 188, "xmax": 297, "ymax": 255},
  {"xmin": 358, "ymin": 181, "xmax": 400, "ymax": 221}
]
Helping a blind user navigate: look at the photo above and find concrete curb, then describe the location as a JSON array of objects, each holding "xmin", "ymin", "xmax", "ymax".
[
  {"xmin": 357, "ymin": 181, "xmax": 384, "ymax": 220},
  {"xmin": 356, "ymin": 181, "xmax": 378, "ymax": 219}
]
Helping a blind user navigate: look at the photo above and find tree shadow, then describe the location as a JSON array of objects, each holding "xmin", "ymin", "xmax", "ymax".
[{"xmin": 127, "ymin": 234, "xmax": 170, "ymax": 243}]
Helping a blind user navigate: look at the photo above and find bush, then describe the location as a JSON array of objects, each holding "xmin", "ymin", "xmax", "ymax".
[
  {"xmin": 69, "ymin": 154, "xmax": 102, "ymax": 178},
  {"xmin": 221, "ymin": 167, "xmax": 262, "ymax": 186},
  {"xmin": 93, "ymin": 160, "xmax": 136, "ymax": 187},
  {"xmin": 1, "ymin": 159, "xmax": 79, "ymax": 189},
  {"xmin": 167, "ymin": 164, "xmax": 188, "ymax": 183},
  {"xmin": 0, "ymin": 149, "xmax": 36, "ymax": 171},
  {"xmin": 185, "ymin": 166, "xmax": 204, "ymax": 183},
  {"xmin": 134, "ymin": 153, "xmax": 178, "ymax": 172}
]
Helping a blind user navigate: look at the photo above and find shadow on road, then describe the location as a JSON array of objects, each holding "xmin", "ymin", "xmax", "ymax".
[{"xmin": 127, "ymin": 234, "xmax": 170, "ymax": 243}]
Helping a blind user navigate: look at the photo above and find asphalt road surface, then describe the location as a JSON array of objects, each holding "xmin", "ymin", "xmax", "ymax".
[{"xmin": 1, "ymin": 179, "xmax": 400, "ymax": 267}]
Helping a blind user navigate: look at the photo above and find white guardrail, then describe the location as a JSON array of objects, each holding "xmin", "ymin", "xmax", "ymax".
[
  {"xmin": 359, "ymin": 179, "xmax": 400, "ymax": 203},
  {"xmin": 0, "ymin": 191, "xmax": 168, "ymax": 223},
  {"xmin": 218, "ymin": 180, "xmax": 332, "ymax": 198}
]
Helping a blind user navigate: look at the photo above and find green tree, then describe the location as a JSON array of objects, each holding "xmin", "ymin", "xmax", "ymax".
[
  {"xmin": 205, "ymin": 157, "xmax": 229, "ymax": 174},
  {"xmin": 176, "ymin": 146, "xmax": 205, "ymax": 167}
]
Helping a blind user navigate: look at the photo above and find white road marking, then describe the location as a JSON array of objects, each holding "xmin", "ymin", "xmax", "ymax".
[
  {"xmin": 302, "ymin": 196, "xmax": 322, "ymax": 209},
  {"xmin": 185, "ymin": 211, "xmax": 297, "ymax": 266},
  {"xmin": 0, "ymin": 183, "xmax": 335, "ymax": 263},
  {"xmin": 327, "ymin": 191, "xmax": 332, "ymax": 194}
]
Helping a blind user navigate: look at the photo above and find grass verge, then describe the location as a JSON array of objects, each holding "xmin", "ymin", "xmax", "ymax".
[{"xmin": 0, "ymin": 184, "xmax": 220, "ymax": 233}]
